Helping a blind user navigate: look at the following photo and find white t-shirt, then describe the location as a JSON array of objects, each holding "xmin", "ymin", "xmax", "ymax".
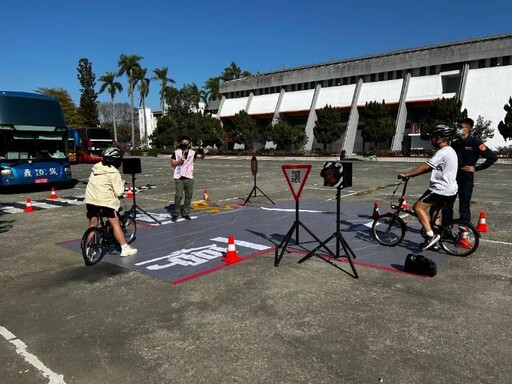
[{"xmin": 426, "ymin": 146, "xmax": 458, "ymax": 196}]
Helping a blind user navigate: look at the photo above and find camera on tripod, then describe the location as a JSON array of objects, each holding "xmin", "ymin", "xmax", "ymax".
[{"xmin": 320, "ymin": 161, "xmax": 352, "ymax": 189}]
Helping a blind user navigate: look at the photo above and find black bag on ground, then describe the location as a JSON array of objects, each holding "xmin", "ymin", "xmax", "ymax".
[{"xmin": 404, "ymin": 254, "xmax": 437, "ymax": 277}]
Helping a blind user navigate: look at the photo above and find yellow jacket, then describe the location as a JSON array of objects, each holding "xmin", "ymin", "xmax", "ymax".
[{"xmin": 85, "ymin": 162, "xmax": 125, "ymax": 210}]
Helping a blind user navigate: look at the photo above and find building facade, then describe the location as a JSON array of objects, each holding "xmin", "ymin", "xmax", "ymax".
[{"xmin": 216, "ymin": 33, "xmax": 512, "ymax": 153}]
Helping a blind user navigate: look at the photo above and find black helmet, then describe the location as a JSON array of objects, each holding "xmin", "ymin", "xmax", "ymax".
[
  {"xmin": 102, "ymin": 147, "xmax": 123, "ymax": 167},
  {"xmin": 430, "ymin": 125, "xmax": 453, "ymax": 138}
]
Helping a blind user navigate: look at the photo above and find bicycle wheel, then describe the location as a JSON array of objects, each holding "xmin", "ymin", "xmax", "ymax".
[
  {"xmin": 121, "ymin": 215, "xmax": 137, "ymax": 244},
  {"xmin": 439, "ymin": 219, "xmax": 479, "ymax": 257},
  {"xmin": 81, "ymin": 227, "xmax": 105, "ymax": 266},
  {"xmin": 372, "ymin": 213, "xmax": 406, "ymax": 246}
]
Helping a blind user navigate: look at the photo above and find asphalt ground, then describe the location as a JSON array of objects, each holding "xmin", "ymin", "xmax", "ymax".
[{"xmin": 0, "ymin": 156, "xmax": 511, "ymax": 384}]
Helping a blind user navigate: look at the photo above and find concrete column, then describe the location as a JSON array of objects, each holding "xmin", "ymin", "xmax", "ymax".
[
  {"xmin": 272, "ymin": 88, "xmax": 286, "ymax": 125},
  {"xmin": 391, "ymin": 72, "xmax": 411, "ymax": 151},
  {"xmin": 342, "ymin": 78, "xmax": 363, "ymax": 155},
  {"xmin": 245, "ymin": 92, "xmax": 254, "ymax": 112},
  {"xmin": 217, "ymin": 95, "xmax": 226, "ymax": 118},
  {"xmin": 457, "ymin": 63, "xmax": 470, "ymax": 104},
  {"xmin": 304, "ymin": 84, "xmax": 322, "ymax": 150}
]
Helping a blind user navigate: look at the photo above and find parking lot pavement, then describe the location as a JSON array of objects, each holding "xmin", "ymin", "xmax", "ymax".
[{"xmin": 1, "ymin": 158, "xmax": 511, "ymax": 383}]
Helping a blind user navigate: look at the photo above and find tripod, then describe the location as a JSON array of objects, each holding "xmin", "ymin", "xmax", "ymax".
[
  {"xmin": 243, "ymin": 173, "xmax": 275, "ymax": 205},
  {"xmin": 125, "ymin": 173, "xmax": 161, "ymax": 225},
  {"xmin": 297, "ymin": 186, "xmax": 359, "ymax": 278},
  {"xmin": 274, "ymin": 199, "xmax": 326, "ymax": 267}
]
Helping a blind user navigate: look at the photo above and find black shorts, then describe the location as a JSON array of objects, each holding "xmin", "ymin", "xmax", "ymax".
[
  {"xmin": 418, "ymin": 190, "xmax": 456, "ymax": 206},
  {"xmin": 86, "ymin": 204, "xmax": 119, "ymax": 219}
]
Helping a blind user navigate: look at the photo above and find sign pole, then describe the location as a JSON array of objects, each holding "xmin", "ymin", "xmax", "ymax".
[{"xmin": 243, "ymin": 156, "xmax": 275, "ymax": 205}]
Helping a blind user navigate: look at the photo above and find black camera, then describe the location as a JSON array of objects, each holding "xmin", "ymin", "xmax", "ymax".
[{"xmin": 320, "ymin": 161, "xmax": 352, "ymax": 189}]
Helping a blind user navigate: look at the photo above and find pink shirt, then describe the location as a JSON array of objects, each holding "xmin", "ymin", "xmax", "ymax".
[{"xmin": 173, "ymin": 149, "xmax": 196, "ymax": 179}]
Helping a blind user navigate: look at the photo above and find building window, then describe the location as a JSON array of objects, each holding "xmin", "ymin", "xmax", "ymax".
[
  {"xmin": 350, "ymin": 76, "xmax": 356, "ymax": 84},
  {"xmin": 396, "ymin": 70, "xmax": 403, "ymax": 79},
  {"xmin": 442, "ymin": 74, "xmax": 460, "ymax": 94},
  {"xmin": 378, "ymin": 72, "xmax": 385, "ymax": 81},
  {"xmin": 342, "ymin": 77, "xmax": 348, "ymax": 85},
  {"xmin": 328, "ymin": 79, "xmax": 334, "ymax": 87},
  {"xmin": 387, "ymin": 71, "xmax": 394, "ymax": 80},
  {"xmin": 490, "ymin": 57, "xmax": 498, "ymax": 67},
  {"xmin": 478, "ymin": 59, "xmax": 486, "ymax": 68},
  {"xmin": 503, "ymin": 56, "xmax": 511, "ymax": 66},
  {"xmin": 420, "ymin": 67, "xmax": 426, "ymax": 76},
  {"xmin": 429, "ymin": 65, "xmax": 437, "ymax": 75}
]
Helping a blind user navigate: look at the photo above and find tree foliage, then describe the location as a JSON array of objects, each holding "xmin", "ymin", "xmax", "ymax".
[
  {"xmin": 35, "ymin": 87, "xmax": 83, "ymax": 127},
  {"xmin": 497, "ymin": 97, "xmax": 512, "ymax": 141},
  {"xmin": 231, "ymin": 110, "xmax": 258, "ymax": 147},
  {"xmin": 202, "ymin": 77, "xmax": 220, "ymax": 103},
  {"xmin": 361, "ymin": 100, "xmax": 395, "ymax": 149},
  {"xmin": 98, "ymin": 101, "xmax": 138, "ymax": 143},
  {"xmin": 152, "ymin": 67, "xmax": 175, "ymax": 114},
  {"xmin": 472, "ymin": 115, "xmax": 494, "ymax": 143},
  {"xmin": 221, "ymin": 61, "xmax": 251, "ymax": 82},
  {"xmin": 265, "ymin": 121, "xmax": 307, "ymax": 150},
  {"xmin": 76, "ymin": 58, "xmax": 99, "ymax": 127},
  {"xmin": 98, "ymin": 71, "xmax": 123, "ymax": 142},
  {"xmin": 150, "ymin": 104, "xmax": 225, "ymax": 149},
  {"xmin": 421, "ymin": 97, "xmax": 467, "ymax": 138},
  {"xmin": 313, "ymin": 105, "xmax": 345, "ymax": 149},
  {"xmin": 118, "ymin": 53, "xmax": 143, "ymax": 146}
]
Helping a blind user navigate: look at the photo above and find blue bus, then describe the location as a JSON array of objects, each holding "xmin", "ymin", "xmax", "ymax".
[{"xmin": 0, "ymin": 91, "xmax": 72, "ymax": 187}]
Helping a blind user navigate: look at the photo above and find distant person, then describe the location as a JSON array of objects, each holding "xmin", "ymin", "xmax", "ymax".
[
  {"xmin": 443, "ymin": 117, "xmax": 497, "ymax": 223},
  {"xmin": 84, "ymin": 147, "xmax": 137, "ymax": 257},
  {"xmin": 170, "ymin": 136, "xmax": 208, "ymax": 221},
  {"xmin": 398, "ymin": 125, "xmax": 458, "ymax": 250}
]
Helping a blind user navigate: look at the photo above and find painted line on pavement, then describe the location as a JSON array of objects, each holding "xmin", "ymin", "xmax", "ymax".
[{"xmin": 0, "ymin": 325, "xmax": 67, "ymax": 384}]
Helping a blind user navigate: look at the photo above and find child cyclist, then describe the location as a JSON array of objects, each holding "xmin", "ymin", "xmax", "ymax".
[
  {"xmin": 398, "ymin": 125, "xmax": 458, "ymax": 250},
  {"xmin": 84, "ymin": 147, "xmax": 137, "ymax": 257}
]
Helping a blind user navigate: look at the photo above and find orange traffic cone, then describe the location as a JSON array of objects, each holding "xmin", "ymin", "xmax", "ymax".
[
  {"xmin": 126, "ymin": 186, "xmax": 134, "ymax": 199},
  {"xmin": 24, "ymin": 198, "xmax": 35, "ymax": 213},
  {"xmin": 457, "ymin": 228, "xmax": 473, "ymax": 249},
  {"xmin": 222, "ymin": 235, "xmax": 243, "ymax": 263},
  {"xmin": 49, "ymin": 187, "xmax": 58, "ymax": 199},
  {"xmin": 372, "ymin": 202, "xmax": 380, "ymax": 220},
  {"xmin": 203, "ymin": 190, "xmax": 210, "ymax": 201},
  {"xmin": 401, "ymin": 196, "xmax": 408, "ymax": 210},
  {"xmin": 476, "ymin": 211, "xmax": 489, "ymax": 233}
]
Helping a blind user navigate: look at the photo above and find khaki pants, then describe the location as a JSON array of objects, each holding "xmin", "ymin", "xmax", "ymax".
[{"xmin": 173, "ymin": 177, "xmax": 194, "ymax": 217}]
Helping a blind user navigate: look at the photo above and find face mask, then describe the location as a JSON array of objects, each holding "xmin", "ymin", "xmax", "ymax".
[{"xmin": 179, "ymin": 143, "xmax": 190, "ymax": 150}]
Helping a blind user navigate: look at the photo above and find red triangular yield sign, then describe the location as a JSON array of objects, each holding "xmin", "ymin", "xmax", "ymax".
[{"xmin": 282, "ymin": 165, "xmax": 312, "ymax": 201}]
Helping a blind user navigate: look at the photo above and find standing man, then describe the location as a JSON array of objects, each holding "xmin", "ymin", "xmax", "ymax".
[
  {"xmin": 443, "ymin": 117, "xmax": 497, "ymax": 223},
  {"xmin": 170, "ymin": 136, "xmax": 208, "ymax": 221}
]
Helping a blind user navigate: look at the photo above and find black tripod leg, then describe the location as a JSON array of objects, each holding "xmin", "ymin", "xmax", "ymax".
[
  {"xmin": 297, "ymin": 233, "xmax": 335, "ymax": 263},
  {"xmin": 243, "ymin": 186, "xmax": 257, "ymax": 206},
  {"xmin": 337, "ymin": 233, "xmax": 359, "ymax": 278},
  {"xmin": 275, "ymin": 222, "xmax": 299, "ymax": 267},
  {"xmin": 255, "ymin": 186, "xmax": 275, "ymax": 204},
  {"xmin": 132, "ymin": 205, "xmax": 162, "ymax": 225}
]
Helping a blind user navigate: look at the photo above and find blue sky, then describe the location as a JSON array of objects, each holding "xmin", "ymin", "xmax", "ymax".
[{"xmin": 2, "ymin": 0, "xmax": 511, "ymax": 111}]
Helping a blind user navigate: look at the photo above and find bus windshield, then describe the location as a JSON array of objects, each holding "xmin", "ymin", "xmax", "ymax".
[{"xmin": 0, "ymin": 125, "xmax": 67, "ymax": 161}]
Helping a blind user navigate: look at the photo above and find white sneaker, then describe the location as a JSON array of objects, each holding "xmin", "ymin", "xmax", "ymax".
[{"xmin": 120, "ymin": 245, "xmax": 138, "ymax": 257}]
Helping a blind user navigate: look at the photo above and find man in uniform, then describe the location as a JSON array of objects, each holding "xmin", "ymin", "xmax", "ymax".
[{"xmin": 443, "ymin": 117, "xmax": 497, "ymax": 223}]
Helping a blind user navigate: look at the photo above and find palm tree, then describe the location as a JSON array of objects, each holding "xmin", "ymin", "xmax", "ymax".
[
  {"xmin": 118, "ymin": 54, "xmax": 142, "ymax": 147},
  {"xmin": 221, "ymin": 61, "xmax": 251, "ymax": 82},
  {"xmin": 202, "ymin": 76, "xmax": 220, "ymax": 104},
  {"xmin": 135, "ymin": 67, "xmax": 151, "ymax": 145},
  {"xmin": 152, "ymin": 67, "xmax": 175, "ymax": 115},
  {"xmin": 98, "ymin": 72, "xmax": 123, "ymax": 142}
]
